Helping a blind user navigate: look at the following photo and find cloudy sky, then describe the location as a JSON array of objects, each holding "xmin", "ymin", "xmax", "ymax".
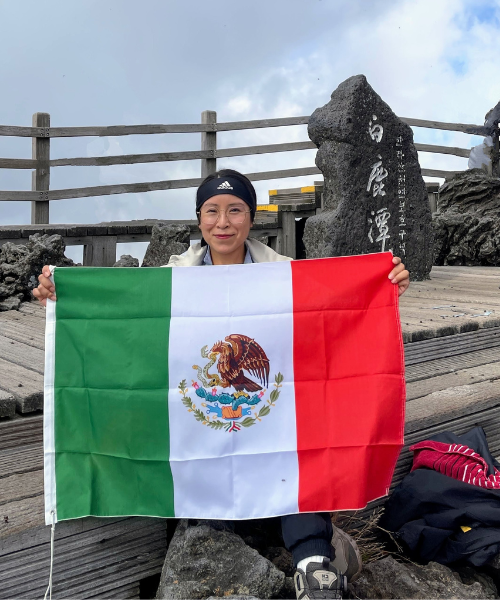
[{"xmin": 1, "ymin": 0, "xmax": 499, "ymax": 261}]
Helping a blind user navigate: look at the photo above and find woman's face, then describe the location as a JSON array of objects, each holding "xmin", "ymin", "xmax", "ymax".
[{"xmin": 198, "ymin": 194, "xmax": 252, "ymax": 257}]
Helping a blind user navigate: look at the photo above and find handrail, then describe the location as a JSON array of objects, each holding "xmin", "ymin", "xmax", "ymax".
[
  {"xmin": 0, "ymin": 166, "xmax": 322, "ymax": 201},
  {"xmin": 0, "ymin": 115, "xmax": 488, "ymax": 138},
  {"xmin": 0, "ymin": 141, "xmax": 470, "ymax": 171}
]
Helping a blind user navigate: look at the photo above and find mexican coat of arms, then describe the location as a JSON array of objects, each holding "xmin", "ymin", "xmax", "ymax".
[{"xmin": 178, "ymin": 334, "xmax": 283, "ymax": 433}]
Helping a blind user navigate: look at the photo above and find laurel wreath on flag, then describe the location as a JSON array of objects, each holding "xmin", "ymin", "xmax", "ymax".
[{"xmin": 179, "ymin": 372, "xmax": 284, "ymax": 431}]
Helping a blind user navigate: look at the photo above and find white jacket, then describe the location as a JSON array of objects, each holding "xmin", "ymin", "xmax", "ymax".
[{"xmin": 166, "ymin": 237, "xmax": 291, "ymax": 266}]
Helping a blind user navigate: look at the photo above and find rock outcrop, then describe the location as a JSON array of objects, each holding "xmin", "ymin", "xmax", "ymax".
[
  {"xmin": 156, "ymin": 520, "xmax": 285, "ymax": 599},
  {"xmin": 113, "ymin": 254, "xmax": 139, "ymax": 267},
  {"xmin": 0, "ymin": 234, "xmax": 75, "ymax": 311},
  {"xmin": 433, "ymin": 170, "xmax": 500, "ymax": 265},
  {"xmin": 303, "ymin": 74, "xmax": 433, "ymax": 280},
  {"xmin": 350, "ymin": 556, "xmax": 495, "ymax": 599},
  {"xmin": 142, "ymin": 223, "xmax": 190, "ymax": 267}
]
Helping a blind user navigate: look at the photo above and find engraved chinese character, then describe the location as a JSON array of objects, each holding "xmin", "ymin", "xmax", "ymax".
[
  {"xmin": 368, "ymin": 208, "xmax": 391, "ymax": 252},
  {"xmin": 367, "ymin": 156, "xmax": 388, "ymax": 197},
  {"xmin": 368, "ymin": 115, "xmax": 384, "ymax": 143}
]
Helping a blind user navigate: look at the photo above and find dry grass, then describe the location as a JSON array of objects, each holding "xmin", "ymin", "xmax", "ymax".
[{"xmin": 332, "ymin": 508, "xmax": 406, "ymax": 565}]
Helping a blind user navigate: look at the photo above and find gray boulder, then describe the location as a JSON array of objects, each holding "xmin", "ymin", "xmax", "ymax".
[
  {"xmin": 482, "ymin": 553, "xmax": 500, "ymax": 593},
  {"xmin": 0, "ymin": 234, "xmax": 75, "ymax": 311},
  {"xmin": 303, "ymin": 74, "xmax": 433, "ymax": 280},
  {"xmin": 113, "ymin": 254, "xmax": 139, "ymax": 267},
  {"xmin": 142, "ymin": 223, "xmax": 190, "ymax": 267},
  {"xmin": 433, "ymin": 169, "xmax": 500, "ymax": 265},
  {"xmin": 350, "ymin": 556, "xmax": 493, "ymax": 599},
  {"xmin": 156, "ymin": 520, "xmax": 285, "ymax": 599}
]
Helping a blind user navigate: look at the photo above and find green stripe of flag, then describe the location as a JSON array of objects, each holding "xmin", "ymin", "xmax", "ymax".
[{"xmin": 53, "ymin": 267, "xmax": 175, "ymax": 519}]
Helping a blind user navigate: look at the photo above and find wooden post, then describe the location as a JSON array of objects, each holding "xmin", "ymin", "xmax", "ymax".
[
  {"xmin": 31, "ymin": 113, "xmax": 50, "ymax": 224},
  {"xmin": 281, "ymin": 210, "xmax": 297, "ymax": 259},
  {"xmin": 83, "ymin": 236, "xmax": 117, "ymax": 266},
  {"xmin": 201, "ymin": 110, "xmax": 217, "ymax": 178}
]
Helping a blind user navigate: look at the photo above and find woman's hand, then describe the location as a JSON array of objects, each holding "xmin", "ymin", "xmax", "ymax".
[
  {"xmin": 389, "ymin": 256, "xmax": 409, "ymax": 297},
  {"xmin": 32, "ymin": 265, "xmax": 56, "ymax": 307}
]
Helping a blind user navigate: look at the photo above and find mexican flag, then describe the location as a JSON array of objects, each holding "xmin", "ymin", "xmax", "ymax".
[{"xmin": 44, "ymin": 253, "xmax": 405, "ymax": 525}]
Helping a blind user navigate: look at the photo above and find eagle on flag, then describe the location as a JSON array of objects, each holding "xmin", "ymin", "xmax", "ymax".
[{"xmin": 210, "ymin": 334, "xmax": 270, "ymax": 393}]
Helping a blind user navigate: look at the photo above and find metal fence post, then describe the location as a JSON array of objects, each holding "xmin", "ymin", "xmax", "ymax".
[
  {"xmin": 201, "ymin": 110, "xmax": 217, "ymax": 178},
  {"xmin": 31, "ymin": 112, "xmax": 50, "ymax": 224}
]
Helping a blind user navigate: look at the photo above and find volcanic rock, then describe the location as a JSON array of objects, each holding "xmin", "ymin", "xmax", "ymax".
[
  {"xmin": 156, "ymin": 520, "xmax": 285, "ymax": 599},
  {"xmin": 113, "ymin": 254, "xmax": 139, "ymax": 267},
  {"xmin": 350, "ymin": 556, "xmax": 494, "ymax": 599},
  {"xmin": 303, "ymin": 74, "xmax": 433, "ymax": 280},
  {"xmin": 0, "ymin": 234, "xmax": 74, "ymax": 311},
  {"xmin": 142, "ymin": 223, "xmax": 190, "ymax": 267},
  {"xmin": 433, "ymin": 169, "xmax": 500, "ymax": 265}
]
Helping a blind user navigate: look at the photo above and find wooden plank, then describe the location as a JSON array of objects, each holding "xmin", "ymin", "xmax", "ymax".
[
  {"xmin": 0, "ymin": 158, "xmax": 37, "ymax": 169},
  {"xmin": 414, "ymin": 143, "xmax": 470, "ymax": 158},
  {"xmin": 0, "ymin": 493, "xmax": 45, "ymax": 541},
  {"xmin": 30, "ymin": 113, "xmax": 50, "ymax": 224},
  {"xmin": 0, "ymin": 335, "xmax": 44, "ymax": 373},
  {"xmin": 0, "ymin": 495, "xmax": 126, "ymax": 547},
  {"xmin": 88, "ymin": 582, "xmax": 140, "ymax": 599},
  {"xmin": 0, "ymin": 116, "xmax": 309, "ymax": 139},
  {"xmin": 0, "ymin": 166, "xmax": 322, "ymax": 201},
  {"xmin": 0, "ymin": 469, "xmax": 43, "ymax": 506},
  {"xmin": 406, "ymin": 347, "xmax": 500, "ymax": 383},
  {"xmin": 1, "ymin": 115, "xmax": 488, "ymax": 139},
  {"xmin": 0, "ymin": 444, "xmax": 43, "ymax": 478},
  {"xmin": 0, "ymin": 523, "xmax": 165, "ymax": 588},
  {"xmin": 216, "ymin": 115, "xmax": 310, "ymax": 131},
  {"xmin": 404, "ymin": 326, "xmax": 500, "ymax": 363},
  {"xmin": 0, "ymin": 414, "xmax": 43, "ymax": 451},
  {"xmin": 0, "ymin": 324, "xmax": 44, "ymax": 350},
  {"xmin": 49, "ymin": 554, "xmax": 165, "ymax": 600},
  {"xmin": 0, "ymin": 518, "xmax": 163, "ymax": 570},
  {"xmin": 420, "ymin": 168, "xmax": 461, "ymax": 178},
  {"xmin": 90, "ymin": 582, "xmax": 140, "ymax": 599},
  {"xmin": 405, "ymin": 379, "xmax": 500, "ymax": 434},
  {"xmin": 0, "ymin": 123, "xmax": 213, "ymax": 137},
  {"xmin": 246, "ymin": 166, "xmax": 321, "ymax": 181},
  {"xmin": 0, "ymin": 357, "xmax": 43, "ymax": 413},
  {"xmin": 406, "ymin": 361, "xmax": 500, "ymax": 401},
  {"xmin": 18, "ymin": 301, "xmax": 45, "ymax": 317},
  {"xmin": 0, "ymin": 518, "xmax": 166, "ymax": 599},
  {"xmin": 400, "ymin": 117, "xmax": 488, "ymax": 136}
]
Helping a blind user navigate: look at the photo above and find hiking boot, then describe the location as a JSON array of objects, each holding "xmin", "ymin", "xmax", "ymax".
[
  {"xmin": 330, "ymin": 525, "xmax": 362, "ymax": 582},
  {"xmin": 294, "ymin": 558, "xmax": 347, "ymax": 599}
]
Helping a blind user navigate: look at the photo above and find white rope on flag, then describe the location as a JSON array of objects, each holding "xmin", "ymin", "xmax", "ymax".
[{"xmin": 43, "ymin": 509, "xmax": 56, "ymax": 600}]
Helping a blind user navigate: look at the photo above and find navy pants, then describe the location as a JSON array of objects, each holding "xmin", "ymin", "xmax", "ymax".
[{"xmin": 281, "ymin": 512, "xmax": 333, "ymax": 566}]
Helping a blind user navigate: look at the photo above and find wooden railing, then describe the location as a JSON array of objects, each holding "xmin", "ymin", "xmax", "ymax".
[{"xmin": 1, "ymin": 111, "xmax": 498, "ymax": 224}]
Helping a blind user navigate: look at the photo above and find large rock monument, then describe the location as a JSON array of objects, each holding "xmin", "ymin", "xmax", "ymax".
[{"xmin": 303, "ymin": 75, "xmax": 434, "ymax": 280}]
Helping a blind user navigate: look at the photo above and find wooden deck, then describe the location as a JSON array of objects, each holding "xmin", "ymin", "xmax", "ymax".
[
  {"xmin": 400, "ymin": 266, "xmax": 500, "ymax": 341},
  {"xmin": 1, "ymin": 265, "xmax": 499, "ymax": 598}
]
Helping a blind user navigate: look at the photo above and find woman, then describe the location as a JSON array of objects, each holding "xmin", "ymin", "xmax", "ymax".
[{"xmin": 34, "ymin": 169, "xmax": 410, "ymax": 599}]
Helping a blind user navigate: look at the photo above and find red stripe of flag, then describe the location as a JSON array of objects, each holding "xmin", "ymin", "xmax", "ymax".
[{"xmin": 291, "ymin": 254, "xmax": 406, "ymax": 512}]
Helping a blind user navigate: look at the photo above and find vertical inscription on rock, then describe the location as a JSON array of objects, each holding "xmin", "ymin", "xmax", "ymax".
[{"xmin": 303, "ymin": 74, "xmax": 434, "ymax": 280}]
